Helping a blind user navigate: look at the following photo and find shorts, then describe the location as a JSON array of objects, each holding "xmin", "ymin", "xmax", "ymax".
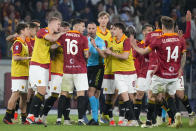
[
  {"xmin": 176, "ymin": 76, "xmax": 184, "ymax": 90},
  {"xmin": 49, "ymin": 74, "xmax": 63, "ymax": 94},
  {"xmin": 102, "ymin": 78, "xmax": 116, "ymax": 94},
  {"xmin": 146, "ymin": 70, "xmax": 154, "ymax": 88},
  {"xmin": 12, "ymin": 79, "xmax": 28, "ymax": 93},
  {"xmin": 61, "ymin": 73, "xmax": 89, "ymax": 93},
  {"xmin": 115, "ymin": 74, "xmax": 137, "ymax": 94},
  {"xmin": 136, "ymin": 77, "xmax": 147, "ymax": 92},
  {"xmin": 29, "ymin": 65, "xmax": 49, "ymax": 87},
  {"xmin": 150, "ymin": 75, "xmax": 178, "ymax": 95},
  {"xmin": 87, "ymin": 65, "xmax": 104, "ymax": 90}
]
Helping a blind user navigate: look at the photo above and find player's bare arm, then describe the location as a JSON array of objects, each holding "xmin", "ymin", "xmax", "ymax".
[
  {"xmin": 50, "ymin": 43, "xmax": 60, "ymax": 49},
  {"xmin": 186, "ymin": 10, "xmax": 191, "ymax": 22},
  {"xmin": 45, "ymin": 32, "xmax": 65, "ymax": 42},
  {"xmin": 105, "ymin": 48, "xmax": 130, "ymax": 60},
  {"xmin": 178, "ymin": 52, "xmax": 186, "ymax": 78},
  {"xmin": 13, "ymin": 55, "xmax": 31, "ymax": 61},
  {"xmin": 90, "ymin": 38, "xmax": 106, "ymax": 58},
  {"xmin": 84, "ymin": 50, "xmax": 89, "ymax": 59},
  {"xmin": 6, "ymin": 33, "xmax": 19, "ymax": 42}
]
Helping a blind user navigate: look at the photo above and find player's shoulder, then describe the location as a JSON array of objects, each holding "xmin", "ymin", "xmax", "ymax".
[{"xmin": 37, "ymin": 28, "xmax": 49, "ymax": 34}]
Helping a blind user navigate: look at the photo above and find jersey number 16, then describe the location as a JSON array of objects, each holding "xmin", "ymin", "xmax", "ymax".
[{"xmin": 65, "ymin": 39, "xmax": 78, "ymax": 55}]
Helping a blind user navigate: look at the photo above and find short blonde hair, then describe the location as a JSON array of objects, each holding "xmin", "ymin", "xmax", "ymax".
[{"xmin": 98, "ymin": 11, "xmax": 110, "ymax": 18}]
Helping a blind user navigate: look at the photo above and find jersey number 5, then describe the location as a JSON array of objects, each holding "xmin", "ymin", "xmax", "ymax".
[
  {"xmin": 65, "ymin": 39, "xmax": 78, "ymax": 55},
  {"xmin": 166, "ymin": 46, "xmax": 179, "ymax": 62}
]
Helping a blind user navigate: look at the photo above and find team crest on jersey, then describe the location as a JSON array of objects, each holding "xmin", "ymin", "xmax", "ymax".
[
  {"xmin": 21, "ymin": 85, "xmax": 24, "ymax": 89},
  {"xmin": 45, "ymin": 29, "xmax": 48, "ymax": 32},
  {"xmin": 38, "ymin": 80, "xmax": 42, "ymax": 84},
  {"xmin": 169, "ymin": 66, "xmax": 175, "ymax": 72},
  {"xmin": 15, "ymin": 45, "xmax": 19, "ymax": 50},
  {"xmin": 54, "ymin": 86, "xmax": 57, "ymax": 90}
]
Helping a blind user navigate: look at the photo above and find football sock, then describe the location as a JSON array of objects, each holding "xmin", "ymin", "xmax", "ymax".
[
  {"xmin": 63, "ymin": 96, "xmax": 71, "ymax": 120},
  {"xmin": 26, "ymin": 97, "xmax": 32, "ymax": 115},
  {"xmin": 156, "ymin": 102, "xmax": 162, "ymax": 117},
  {"xmin": 57, "ymin": 95, "xmax": 65, "ymax": 119},
  {"xmin": 11, "ymin": 110, "xmax": 15, "ymax": 119},
  {"xmin": 43, "ymin": 93, "xmax": 58, "ymax": 116},
  {"xmin": 77, "ymin": 96, "xmax": 87, "ymax": 119},
  {"xmin": 89, "ymin": 96, "xmax": 98, "ymax": 122},
  {"xmin": 134, "ymin": 99, "xmax": 142, "ymax": 120},
  {"xmin": 167, "ymin": 96, "xmax": 176, "ymax": 121},
  {"xmin": 146, "ymin": 100, "xmax": 156, "ymax": 123},
  {"xmin": 95, "ymin": 98, "xmax": 99, "ymax": 112},
  {"xmin": 4, "ymin": 109, "xmax": 13, "ymax": 121},
  {"xmin": 124, "ymin": 100, "xmax": 135, "ymax": 120},
  {"xmin": 21, "ymin": 113, "xmax": 27, "ymax": 122},
  {"xmin": 181, "ymin": 95, "xmax": 192, "ymax": 114},
  {"xmin": 119, "ymin": 100, "xmax": 125, "ymax": 118}
]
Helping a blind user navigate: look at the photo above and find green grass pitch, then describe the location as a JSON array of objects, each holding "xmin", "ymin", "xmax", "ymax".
[{"xmin": 0, "ymin": 115, "xmax": 196, "ymax": 131}]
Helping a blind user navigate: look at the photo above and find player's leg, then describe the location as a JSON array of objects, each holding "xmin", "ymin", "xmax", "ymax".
[
  {"xmin": 74, "ymin": 74, "xmax": 89, "ymax": 125},
  {"xmin": 20, "ymin": 92, "xmax": 28, "ymax": 124},
  {"xmin": 26, "ymin": 88, "xmax": 35, "ymax": 115}
]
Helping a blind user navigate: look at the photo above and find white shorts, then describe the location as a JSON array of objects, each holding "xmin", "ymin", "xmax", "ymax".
[
  {"xmin": 176, "ymin": 76, "xmax": 184, "ymax": 90},
  {"xmin": 136, "ymin": 77, "xmax": 147, "ymax": 92},
  {"xmin": 146, "ymin": 70, "xmax": 154, "ymax": 88},
  {"xmin": 150, "ymin": 75, "xmax": 178, "ymax": 95},
  {"xmin": 49, "ymin": 74, "xmax": 63, "ymax": 94},
  {"xmin": 115, "ymin": 74, "xmax": 137, "ymax": 94},
  {"xmin": 102, "ymin": 79, "xmax": 116, "ymax": 94},
  {"xmin": 12, "ymin": 79, "xmax": 28, "ymax": 93},
  {"xmin": 29, "ymin": 65, "xmax": 49, "ymax": 87},
  {"xmin": 61, "ymin": 73, "xmax": 89, "ymax": 93}
]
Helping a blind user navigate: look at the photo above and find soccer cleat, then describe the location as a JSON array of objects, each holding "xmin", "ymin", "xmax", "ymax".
[
  {"xmin": 87, "ymin": 119, "xmax": 99, "ymax": 125},
  {"xmin": 189, "ymin": 112, "xmax": 195, "ymax": 126},
  {"xmin": 26, "ymin": 115, "xmax": 35, "ymax": 124},
  {"xmin": 118, "ymin": 120, "xmax": 124, "ymax": 126},
  {"xmin": 41, "ymin": 115, "xmax": 47, "ymax": 125},
  {"xmin": 22, "ymin": 120, "xmax": 30, "ymax": 125},
  {"xmin": 171, "ymin": 112, "xmax": 182, "ymax": 128},
  {"xmin": 78, "ymin": 120, "xmax": 86, "ymax": 125},
  {"xmin": 64, "ymin": 120, "xmax": 72, "ymax": 125},
  {"xmin": 3, "ymin": 117, "xmax": 13, "ymax": 125},
  {"xmin": 141, "ymin": 121, "xmax": 152, "ymax": 128},
  {"xmin": 168, "ymin": 117, "xmax": 172, "ymax": 125},
  {"xmin": 137, "ymin": 119, "xmax": 144, "ymax": 125},
  {"xmin": 99, "ymin": 114, "xmax": 109, "ymax": 124},
  {"xmin": 109, "ymin": 120, "xmax": 116, "ymax": 126},
  {"xmin": 34, "ymin": 118, "xmax": 43, "ymax": 125},
  {"xmin": 156, "ymin": 116, "xmax": 163, "ymax": 126},
  {"xmin": 82, "ymin": 115, "xmax": 89, "ymax": 124},
  {"xmin": 126, "ymin": 120, "xmax": 139, "ymax": 127},
  {"xmin": 56, "ymin": 121, "xmax": 61, "ymax": 125}
]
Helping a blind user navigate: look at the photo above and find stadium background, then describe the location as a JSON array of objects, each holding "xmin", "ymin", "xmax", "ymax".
[{"xmin": 0, "ymin": 0, "xmax": 196, "ymax": 112}]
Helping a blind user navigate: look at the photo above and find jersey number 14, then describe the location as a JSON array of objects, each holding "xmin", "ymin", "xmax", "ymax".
[
  {"xmin": 65, "ymin": 39, "xmax": 78, "ymax": 55},
  {"xmin": 166, "ymin": 46, "xmax": 179, "ymax": 62}
]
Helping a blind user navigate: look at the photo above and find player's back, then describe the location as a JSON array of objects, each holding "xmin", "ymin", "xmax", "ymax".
[
  {"xmin": 152, "ymin": 33, "xmax": 186, "ymax": 79},
  {"xmin": 58, "ymin": 30, "xmax": 88, "ymax": 74}
]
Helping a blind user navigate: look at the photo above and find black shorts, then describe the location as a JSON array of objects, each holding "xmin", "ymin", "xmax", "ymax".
[{"xmin": 87, "ymin": 65, "xmax": 104, "ymax": 90}]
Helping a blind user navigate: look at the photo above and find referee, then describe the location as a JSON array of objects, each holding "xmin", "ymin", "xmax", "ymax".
[{"xmin": 87, "ymin": 22, "xmax": 106, "ymax": 125}]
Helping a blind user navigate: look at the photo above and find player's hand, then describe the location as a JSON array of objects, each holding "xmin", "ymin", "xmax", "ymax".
[
  {"xmin": 178, "ymin": 68, "xmax": 183, "ymax": 78},
  {"xmin": 105, "ymin": 48, "xmax": 112, "ymax": 55},
  {"xmin": 186, "ymin": 10, "xmax": 192, "ymax": 22},
  {"xmin": 13, "ymin": 33, "xmax": 19, "ymax": 38},
  {"xmin": 26, "ymin": 57, "xmax": 31, "ymax": 60},
  {"xmin": 90, "ymin": 38, "xmax": 96, "ymax": 47}
]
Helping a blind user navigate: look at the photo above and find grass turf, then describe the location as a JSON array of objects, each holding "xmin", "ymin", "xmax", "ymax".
[{"xmin": 0, "ymin": 115, "xmax": 196, "ymax": 131}]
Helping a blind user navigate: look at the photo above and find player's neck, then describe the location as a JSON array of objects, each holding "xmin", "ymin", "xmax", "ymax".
[
  {"xmin": 163, "ymin": 29, "xmax": 174, "ymax": 34},
  {"xmin": 99, "ymin": 26, "xmax": 107, "ymax": 32},
  {"xmin": 19, "ymin": 35, "xmax": 26, "ymax": 42},
  {"xmin": 116, "ymin": 33, "xmax": 123, "ymax": 41}
]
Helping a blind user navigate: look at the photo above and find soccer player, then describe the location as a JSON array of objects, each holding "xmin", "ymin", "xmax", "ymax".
[
  {"xmin": 51, "ymin": 18, "xmax": 89, "ymax": 125},
  {"xmin": 3, "ymin": 23, "xmax": 31, "ymax": 124},
  {"xmin": 26, "ymin": 17, "xmax": 64, "ymax": 124},
  {"xmin": 131, "ymin": 16, "xmax": 186, "ymax": 128},
  {"xmin": 86, "ymin": 22, "xmax": 106, "ymax": 125},
  {"xmin": 105, "ymin": 23, "xmax": 138, "ymax": 126},
  {"xmin": 132, "ymin": 24, "xmax": 154, "ymax": 125},
  {"xmin": 41, "ymin": 21, "xmax": 71, "ymax": 125}
]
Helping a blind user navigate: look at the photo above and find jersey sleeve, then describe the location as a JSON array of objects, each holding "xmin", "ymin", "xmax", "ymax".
[
  {"xmin": 12, "ymin": 42, "xmax": 22, "ymax": 56},
  {"xmin": 56, "ymin": 35, "xmax": 65, "ymax": 46},
  {"xmin": 36, "ymin": 28, "xmax": 49, "ymax": 39},
  {"xmin": 148, "ymin": 38, "xmax": 159, "ymax": 51},
  {"xmin": 145, "ymin": 33, "xmax": 151, "ymax": 47},
  {"xmin": 183, "ymin": 21, "xmax": 191, "ymax": 39},
  {"xmin": 83, "ymin": 36, "xmax": 89, "ymax": 51},
  {"xmin": 123, "ymin": 38, "xmax": 131, "ymax": 52}
]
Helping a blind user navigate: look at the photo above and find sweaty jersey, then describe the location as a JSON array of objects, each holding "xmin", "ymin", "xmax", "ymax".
[
  {"xmin": 96, "ymin": 26, "xmax": 111, "ymax": 41},
  {"xmin": 31, "ymin": 27, "xmax": 53, "ymax": 68},
  {"xmin": 145, "ymin": 29, "xmax": 162, "ymax": 71},
  {"xmin": 87, "ymin": 36, "xmax": 105, "ymax": 66},
  {"xmin": 11, "ymin": 37, "xmax": 29, "ymax": 78},
  {"xmin": 50, "ymin": 47, "xmax": 64, "ymax": 75},
  {"xmin": 111, "ymin": 34, "xmax": 136, "ymax": 74},
  {"xmin": 134, "ymin": 40, "xmax": 149, "ymax": 78},
  {"xmin": 57, "ymin": 30, "xmax": 88, "ymax": 74},
  {"xmin": 148, "ymin": 33, "xmax": 186, "ymax": 79}
]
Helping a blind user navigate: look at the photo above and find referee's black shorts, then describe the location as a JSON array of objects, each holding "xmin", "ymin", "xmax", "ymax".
[{"xmin": 87, "ymin": 65, "xmax": 104, "ymax": 90}]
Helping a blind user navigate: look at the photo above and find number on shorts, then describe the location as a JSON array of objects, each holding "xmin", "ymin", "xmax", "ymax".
[
  {"xmin": 166, "ymin": 46, "xmax": 179, "ymax": 62},
  {"xmin": 65, "ymin": 39, "xmax": 78, "ymax": 55}
]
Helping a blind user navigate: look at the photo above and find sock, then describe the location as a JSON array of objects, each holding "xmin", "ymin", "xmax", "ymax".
[
  {"xmin": 146, "ymin": 100, "xmax": 156, "ymax": 123},
  {"xmin": 181, "ymin": 95, "xmax": 192, "ymax": 114},
  {"xmin": 43, "ymin": 93, "xmax": 58, "ymax": 116},
  {"xmin": 57, "ymin": 95, "xmax": 65, "ymax": 119},
  {"xmin": 21, "ymin": 113, "xmax": 27, "ymax": 122},
  {"xmin": 175, "ymin": 96, "xmax": 180, "ymax": 112},
  {"xmin": 89, "ymin": 96, "xmax": 98, "ymax": 122},
  {"xmin": 63, "ymin": 96, "xmax": 71, "ymax": 120},
  {"xmin": 167, "ymin": 97, "xmax": 177, "ymax": 121},
  {"xmin": 77, "ymin": 96, "xmax": 87, "ymax": 119},
  {"xmin": 95, "ymin": 98, "xmax": 99, "ymax": 112},
  {"xmin": 11, "ymin": 110, "xmax": 15, "ymax": 119},
  {"xmin": 107, "ymin": 103, "xmax": 113, "ymax": 119},
  {"xmin": 162, "ymin": 108, "xmax": 166, "ymax": 119},
  {"xmin": 134, "ymin": 99, "xmax": 142, "ymax": 120},
  {"xmin": 29, "ymin": 93, "xmax": 44, "ymax": 117},
  {"xmin": 103, "ymin": 100, "xmax": 110, "ymax": 116},
  {"xmin": 124, "ymin": 100, "xmax": 135, "ymax": 120},
  {"xmin": 4, "ymin": 109, "xmax": 13, "ymax": 121},
  {"xmin": 26, "ymin": 97, "xmax": 33, "ymax": 115},
  {"xmin": 156, "ymin": 102, "xmax": 162, "ymax": 117},
  {"xmin": 119, "ymin": 100, "xmax": 125, "ymax": 118}
]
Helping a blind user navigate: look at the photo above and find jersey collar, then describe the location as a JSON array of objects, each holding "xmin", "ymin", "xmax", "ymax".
[
  {"xmin": 97, "ymin": 26, "xmax": 109, "ymax": 36},
  {"xmin": 115, "ymin": 34, "xmax": 126, "ymax": 44},
  {"xmin": 155, "ymin": 29, "xmax": 162, "ymax": 32},
  {"xmin": 68, "ymin": 30, "xmax": 80, "ymax": 34},
  {"xmin": 16, "ymin": 37, "xmax": 26, "ymax": 45},
  {"xmin": 162, "ymin": 33, "xmax": 178, "ymax": 37}
]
